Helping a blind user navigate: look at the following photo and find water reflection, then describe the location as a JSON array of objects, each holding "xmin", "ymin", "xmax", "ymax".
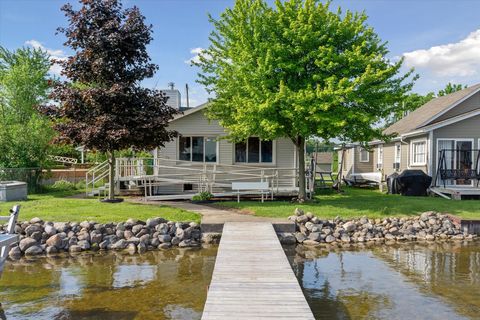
[
  {"xmin": 286, "ymin": 241, "xmax": 480, "ymax": 320},
  {"xmin": 0, "ymin": 246, "xmax": 217, "ymax": 320}
]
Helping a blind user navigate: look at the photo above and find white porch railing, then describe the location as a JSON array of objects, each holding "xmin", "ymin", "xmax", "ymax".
[
  {"xmin": 85, "ymin": 157, "xmax": 315, "ymax": 199},
  {"xmin": 85, "ymin": 160, "xmax": 109, "ymax": 197},
  {"xmin": 114, "ymin": 157, "xmax": 307, "ymax": 199}
]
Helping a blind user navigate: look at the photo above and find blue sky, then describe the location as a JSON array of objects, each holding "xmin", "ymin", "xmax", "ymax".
[{"xmin": 1, "ymin": 0, "xmax": 480, "ymax": 106}]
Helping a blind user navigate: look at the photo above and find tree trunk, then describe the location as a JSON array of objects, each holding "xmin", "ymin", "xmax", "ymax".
[
  {"xmin": 107, "ymin": 150, "xmax": 115, "ymax": 200},
  {"xmin": 296, "ymin": 136, "xmax": 307, "ymax": 201},
  {"xmin": 335, "ymin": 147, "xmax": 346, "ymax": 192}
]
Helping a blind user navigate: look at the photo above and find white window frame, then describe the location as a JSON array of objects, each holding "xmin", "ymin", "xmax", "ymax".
[
  {"xmin": 234, "ymin": 138, "xmax": 276, "ymax": 165},
  {"xmin": 394, "ymin": 142, "xmax": 401, "ymax": 165},
  {"xmin": 377, "ymin": 144, "xmax": 383, "ymax": 165},
  {"xmin": 178, "ymin": 136, "xmax": 219, "ymax": 163},
  {"xmin": 359, "ymin": 147, "xmax": 369, "ymax": 163},
  {"xmin": 410, "ymin": 139, "xmax": 427, "ymax": 166}
]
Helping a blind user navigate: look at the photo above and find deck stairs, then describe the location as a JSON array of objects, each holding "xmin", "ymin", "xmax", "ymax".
[
  {"xmin": 85, "ymin": 160, "xmax": 110, "ymax": 197},
  {"xmin": 0, "ymin": 205, "xmax": 20, "ymax": 277}
]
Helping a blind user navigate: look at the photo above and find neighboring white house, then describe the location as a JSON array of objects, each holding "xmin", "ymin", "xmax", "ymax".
[{"xmin": 119, "ymin": 102, "xmax": 299, "ymax": 199}]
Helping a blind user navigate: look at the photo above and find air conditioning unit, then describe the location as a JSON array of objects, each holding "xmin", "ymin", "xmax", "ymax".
[{"xmin": 393, "ymin": 162, "xmax": 400, "ymax": 170}]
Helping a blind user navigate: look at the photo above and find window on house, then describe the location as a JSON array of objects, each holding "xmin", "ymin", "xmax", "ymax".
[
  {"xmin": 411, "ymin": 140, "xmax": 426, "ymax": 165},
  {"xmin": 394, "ymin": 143, "xmax": 401, "ymax": 164},
  {"xmin": 235, "ymin": 138, "xmax": 273, "ymax": 163},
  {"xmin": 359, "ymin": 148, "xmax": 369, "ymax": 162},
  {"xmin": 377, "ymin": 145, "xmax": 383, "ymax": 165},
  {"xmin": 179, "ymin": 136, "xmax": 217, "ymax": 162}
]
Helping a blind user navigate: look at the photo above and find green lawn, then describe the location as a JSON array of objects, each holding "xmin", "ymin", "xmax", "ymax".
[
  {"xmin": 218, "ymin": 187, "xmax": 480, "ymax": 220},
  {"xmin": 0, "ymin": 191, "xmax": 200, "ymax": 223}
]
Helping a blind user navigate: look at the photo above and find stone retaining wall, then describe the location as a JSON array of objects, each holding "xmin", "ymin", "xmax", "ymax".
[
  {"xmin": 288, "ymin": 209, "xmax": 477, "ymax": 246},
  {"xmin": 3, "ymin": 210, "xmax": 477, "ymax": 258},
  {"xmin": 3, "ymin": 217, "xmax": 204, "ymax": 259}
]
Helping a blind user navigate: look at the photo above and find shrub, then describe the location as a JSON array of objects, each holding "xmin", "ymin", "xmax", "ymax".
[
  {"xmin": 50, "ymin": 180, "xmax": 76, "ymax": 191},
  {"xmin": 192, "ymin": 191, "xmax": 214, "ymax": 201}
]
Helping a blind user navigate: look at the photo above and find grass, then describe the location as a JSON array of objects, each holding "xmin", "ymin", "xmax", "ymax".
[
  {"xmin": 0, "ymin": 190, "xmax": 200, "ymax": 223},
  {"xmin": 218, "ymin": 187, "xmax": 480, "ymax": 220}
]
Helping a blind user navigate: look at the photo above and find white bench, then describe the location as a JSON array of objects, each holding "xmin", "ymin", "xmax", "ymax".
[
  {"xmin": 231, "ymin": 181, "xmax": 271, "ymax": 203},
  {"xmin": 0, "ymin": 205, "xmax": 20, "ymax": 275}
]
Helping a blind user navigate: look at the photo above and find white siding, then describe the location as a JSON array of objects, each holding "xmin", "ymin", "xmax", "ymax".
[{"xmin": 154, "ymin": 108, "xmax": 298, "ymax": 194}]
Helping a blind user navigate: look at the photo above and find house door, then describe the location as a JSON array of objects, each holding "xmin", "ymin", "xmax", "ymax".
[
  {"xmin": 437, "ymin": 139, "xmax": 473, "ymax": 186},
  {"xmin": 456, "ymin": 140, "xmax": 473, "ymax": 186}
]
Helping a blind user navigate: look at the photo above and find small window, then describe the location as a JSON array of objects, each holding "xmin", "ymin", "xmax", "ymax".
[
  {"xmin": 359, "ymin": 148, "xmax": 369, "ymax": 162},
  {"xmin": 192, "ymin": 137, "xmax": 204, "ymax": 161},
  {"xmin": 235, "ymin": 137, "xmax": 273, "ymax": 163},
  {"xmin": 394, "ymin": 143, "xmax": 401, "ymax": 164},
  {"xmin": 179, "ymin": 136, "xmax": 191, "ymax": 161},
  {"xmin": 179, "ymin": 136, "xmax": 217, "ymax": 162},
  {"xmin": 247, "ymin": 137, "xmax": 260, "ymax": 163},
  {"xmin": 411, "ymin": 140, "xmax": 426, "ymax": 165},
  {"xmin": 377, "ymin": 145, "xmax": 383, "ymax": 165},
  {"xmin": 261, "ymin": 140, "xmax": 273, "ymax": 163},
  {"xmin": 204, "ymin": 137, "xmax": 217, "ymax": 162}
]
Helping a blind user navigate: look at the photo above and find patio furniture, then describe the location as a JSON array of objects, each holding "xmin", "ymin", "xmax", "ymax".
[
  {"xmin": 0, "ymin": 205, "xmax": 20, "ymax": 276},
  {"xmin": 231, "ymin": 181, "xmax": 271, "ymax": 202}
]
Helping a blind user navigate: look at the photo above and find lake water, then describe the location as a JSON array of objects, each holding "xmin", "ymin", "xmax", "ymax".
[
  {"xmin": 285, "ymin": 241, "xmax": 480, "ymax": 320},
  {"xmin": 0, "ymin": 242, "xmax": 479, "ymax": 319},
  {"xmin": 0, "ymin": 247, "xmax": 217, "ymax": 320}
]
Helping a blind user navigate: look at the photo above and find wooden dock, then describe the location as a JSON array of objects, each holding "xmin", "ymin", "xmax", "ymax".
[{"xmin": 202, "ymin": 222, "xmax": 314, "ymax": 320}]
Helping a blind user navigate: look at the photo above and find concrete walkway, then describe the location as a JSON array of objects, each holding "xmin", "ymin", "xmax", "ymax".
[
  {"xmin": 160, "ymin": 201, "xmax": 295, "ymax": 233},
  {"xmin": 159, "ymin": 201, "xmax": 286, "ymax": 224},
  {"xmin": 128, "ymin": 199, "xmax": 294, "ymax": 233}
]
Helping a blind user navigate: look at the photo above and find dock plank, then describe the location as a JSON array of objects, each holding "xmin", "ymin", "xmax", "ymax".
[{"xmin": 202, "ymin": 222, "xmax": 314, "ymax": 320}]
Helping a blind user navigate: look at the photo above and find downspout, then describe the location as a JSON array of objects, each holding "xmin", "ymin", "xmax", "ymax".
[
  {"xmin": 428, "ymin": 130, "xmax": 433, "ymax": 177},
  {"xmin": 400, "ymin": 135, "xmax": 409, "ymax": 169},
  {"xmin": 352, "ymin": 146, "xmax": 355, "ymax": 174}
]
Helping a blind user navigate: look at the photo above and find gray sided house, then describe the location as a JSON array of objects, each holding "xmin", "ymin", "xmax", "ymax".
[
  {"xmin": 339, "ymin": 83, "xmax": 480, "ymax": 198},
  {"xmin": 147, "ymin": 103, "xmax": 300, "ymax": 198}
]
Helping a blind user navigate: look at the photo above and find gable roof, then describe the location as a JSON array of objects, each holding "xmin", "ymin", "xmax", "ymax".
[
  {"xmin": 171, "ymin": 102, "xmax": 209, "ymax": 122},
  {"xmin": 383, "ymin": 83, "xmax": 480, "ymax": 136}
]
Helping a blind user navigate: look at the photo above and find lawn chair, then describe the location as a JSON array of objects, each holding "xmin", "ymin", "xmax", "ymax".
[{"xmin": 0, "ymin": 205, "xmax": 20, "ymax": 276}]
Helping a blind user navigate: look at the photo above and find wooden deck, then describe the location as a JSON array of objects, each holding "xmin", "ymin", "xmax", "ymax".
[
  {"xmin": 0, "ymin": 234, "xmax": 18, "ymax": 274},
  {"xmin": 202, "ymin": 222, "xmax": 314, "ymax": 320},
  {"xmin": 431, "ymin": 186, "xmax": 480, "ymax": 200}
]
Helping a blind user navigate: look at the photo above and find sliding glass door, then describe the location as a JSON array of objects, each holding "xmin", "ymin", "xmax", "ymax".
[
  {"xmin": 456, "ymin": 140, "xmax": 473, "ymax": 185},
  {"xmin": 437, "ymin": 139, "xmax": 473, "ymax": 186}
]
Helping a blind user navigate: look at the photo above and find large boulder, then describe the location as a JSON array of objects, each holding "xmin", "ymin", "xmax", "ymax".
[
  {"xmin": 343, "ymin": 221, "xmax": 356, "ymax": 233},
  {"xmin": 44, "ymin": 224, "xmax": 57, "ymax": 236},
  {"xmin": 19, "ymin": 238, "xmax": 37, "ymax": 252},
  {"xmin": 46, "ymin": 234, "xmax": 63, "ymax": 248},
  {"xmin": 24, "ymin": 245, "xmax": 43, "ymax": 256}
]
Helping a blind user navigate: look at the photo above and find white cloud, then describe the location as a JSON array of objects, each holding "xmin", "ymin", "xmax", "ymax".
[
  {"xmin": 402, "ymin": 29, "xmax": 480, "ymax": 77},
  {"xmin": 184, "ymin": 47, "xmax": 210, "ymax": 65},
  {"xmin": 25, "ymin": 39, "xmax": 67, "ymax": 76}
]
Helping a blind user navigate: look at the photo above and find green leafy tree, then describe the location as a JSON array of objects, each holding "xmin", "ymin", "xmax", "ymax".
[
  {"xmin": 196, "ymin": 0, "xmax": 414, "ymax": 200},
  {"xmin": 386, "ymin": 82, "xmax": 467, "ymax": 126},
  {"xmin": 0, "ymin": 46, "xmax": 54, "ymax": 168},
  {"xmin": 43, "ymin": 0, "xmax": 178, "ymax": 200},
  {"xmin": 437, "ymin": 82, "xmax": 467, "ymax": 96},
  {"xmin": 385, "ymin": 92, "xmax": 435, "ymax": 126}
]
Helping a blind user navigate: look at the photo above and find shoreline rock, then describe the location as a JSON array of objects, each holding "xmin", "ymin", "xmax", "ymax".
[
  {"xmin": 289, "ymin": 209, "xmax": 477, "ymax": 245},
  {"xmin": 1, "ymin": 217, "xmax": 203, "ymax": 259}
]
